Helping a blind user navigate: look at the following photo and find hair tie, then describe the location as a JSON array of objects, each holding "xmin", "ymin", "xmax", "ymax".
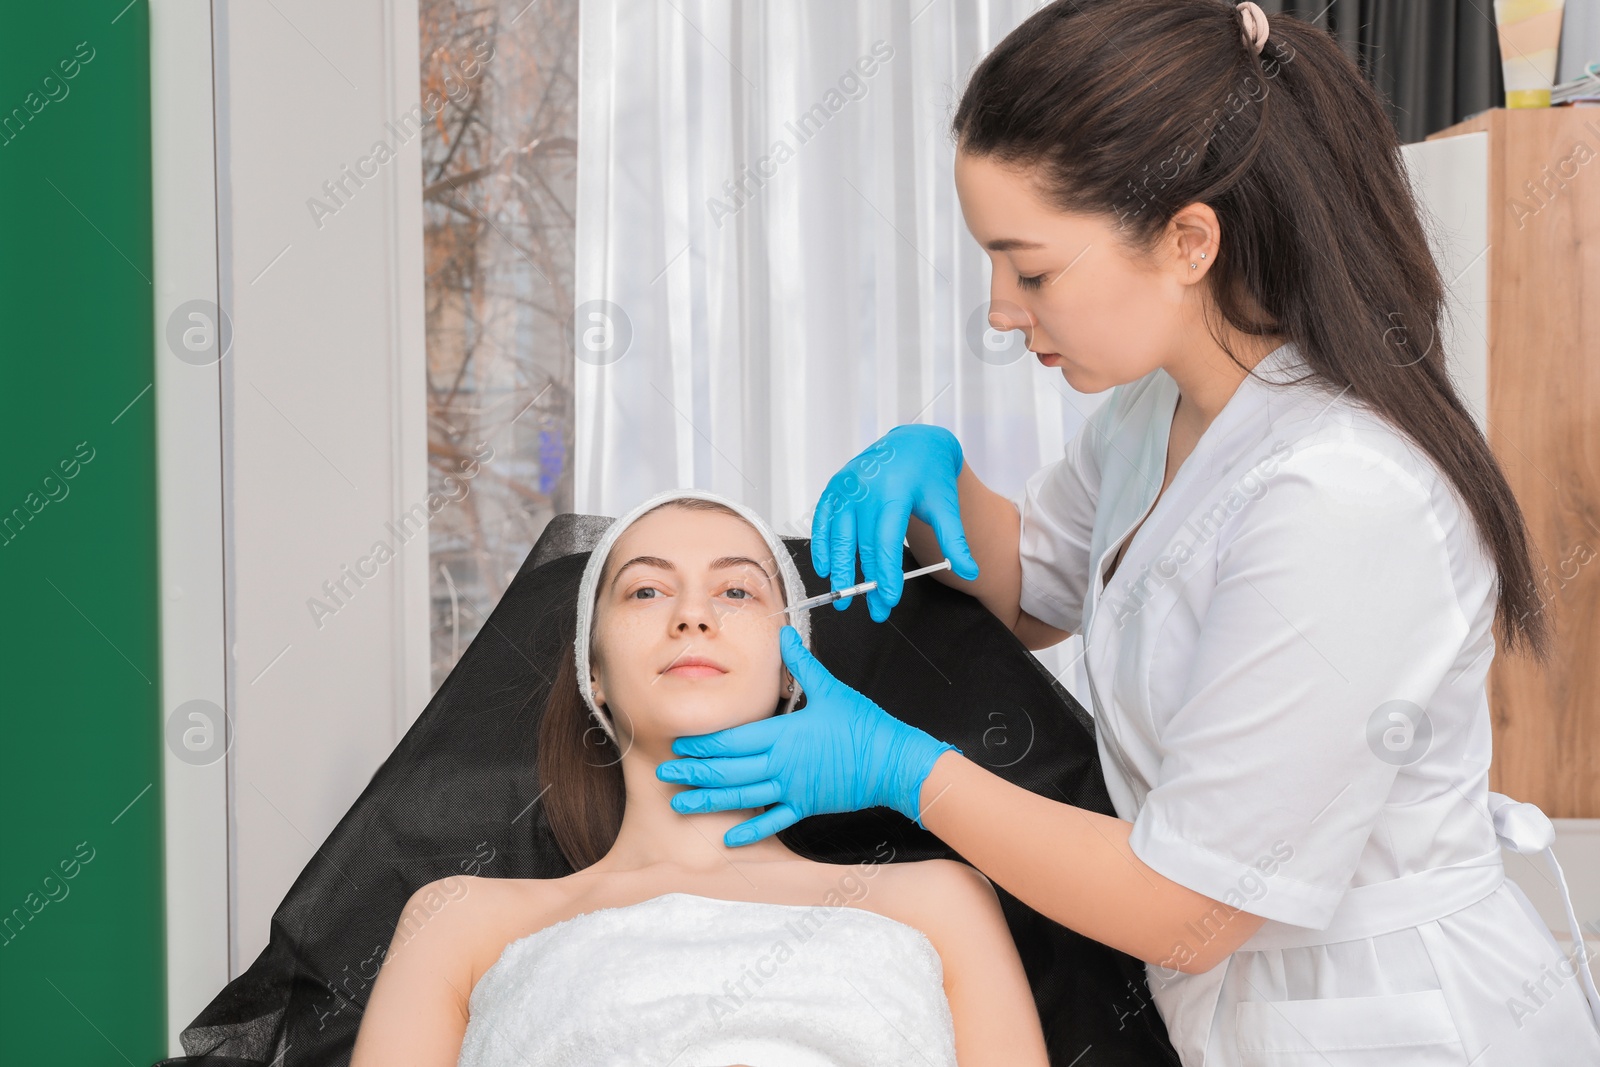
[{"xmin": 1236, "ymin": 1, "xmax": 1269, "ymax": 55}]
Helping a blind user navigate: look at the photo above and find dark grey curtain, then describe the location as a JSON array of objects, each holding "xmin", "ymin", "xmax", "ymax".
[{"xmin": 1260, "ymin": 0, "xmax": 1505, "ymax": 143}]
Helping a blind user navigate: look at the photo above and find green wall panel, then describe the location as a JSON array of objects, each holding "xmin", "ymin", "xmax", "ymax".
[{"xmin": 0, "ymin": 1, "xmax": 164, "ymax": 1062}]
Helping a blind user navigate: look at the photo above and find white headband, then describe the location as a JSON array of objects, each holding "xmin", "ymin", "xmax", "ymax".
[{"xmin": 572, "ymin": 488, "xmax": 814, "ymax": 746}]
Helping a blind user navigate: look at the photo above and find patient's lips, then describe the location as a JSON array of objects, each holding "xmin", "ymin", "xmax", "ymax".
[{"xmin": 661, "ymin": 654, "xmax": 727, "ymax": 679}]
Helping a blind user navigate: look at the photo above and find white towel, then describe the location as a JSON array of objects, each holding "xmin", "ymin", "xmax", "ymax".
[{"xmin": 456, "ymin": 891, "xmax": 957, "ymax": 1067}]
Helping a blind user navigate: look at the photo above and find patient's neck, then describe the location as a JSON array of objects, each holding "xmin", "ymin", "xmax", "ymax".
[{"xmin": 594, "ymin": 745, "xmax": 798, "ymax": 872}]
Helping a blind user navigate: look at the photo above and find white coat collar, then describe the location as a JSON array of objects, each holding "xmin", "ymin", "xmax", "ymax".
[{"xmin": 1084, "ymin": 339, "xmax": 1322, "ymax": 628}]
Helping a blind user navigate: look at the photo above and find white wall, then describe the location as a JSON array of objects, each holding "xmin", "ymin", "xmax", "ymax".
[
  {"xmin": 1400, "ymin": 132, "xmax": 1489, "ymax": 431},
  {"xmin": 211, "ymin": 0, "xmax": 431, "ymax": 982},
  {"xmin": 1560, "ymin": 0, "xmax": 1599, "ymax": 85},
  {"xmin": 152, "ymin": 0, "xmax": 229, "ymax": 1048}
]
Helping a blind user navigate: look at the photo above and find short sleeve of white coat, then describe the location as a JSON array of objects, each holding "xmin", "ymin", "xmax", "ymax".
[
  {"xmin": 1010, "ymin": 398, "xmax": 1116, "ymax": 634},
  {"xmin": 1126, "ymin": 438, "xmax": 1473, "ymax": 929}
]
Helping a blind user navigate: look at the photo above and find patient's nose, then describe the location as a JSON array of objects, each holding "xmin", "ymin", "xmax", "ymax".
[
  {"xmin": 672, "ymin": 591, "xmax": 725, "ymax": 632},
  {"xmin": 988, "ymin": 298, "xmax": 1030, "ymax": 332}
]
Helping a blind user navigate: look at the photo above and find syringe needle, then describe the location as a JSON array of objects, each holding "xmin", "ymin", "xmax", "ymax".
[{"xmin": 765, "ymin": 558, "xmax": 953, "ymax": 617}]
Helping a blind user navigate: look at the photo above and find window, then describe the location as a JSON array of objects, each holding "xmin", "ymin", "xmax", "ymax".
[{"xmin": 419, "ymin": 0, "xmax": 579, "ymax": 690}]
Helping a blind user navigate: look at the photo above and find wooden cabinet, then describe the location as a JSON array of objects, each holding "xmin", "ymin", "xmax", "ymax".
[{"xmin": 1414, "ymin": 108, "xmax": 1599, "ymax": 818}]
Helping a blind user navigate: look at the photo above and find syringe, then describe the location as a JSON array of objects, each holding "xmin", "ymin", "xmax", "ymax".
[{"xmin": 766, "ymin": 559, "xmax": 953, "ymax": 617}]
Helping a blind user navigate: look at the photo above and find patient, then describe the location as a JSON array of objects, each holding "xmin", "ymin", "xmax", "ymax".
[{"xmin": 350, "ymin": 491, "xmax": 1049, "ymax": 1067}]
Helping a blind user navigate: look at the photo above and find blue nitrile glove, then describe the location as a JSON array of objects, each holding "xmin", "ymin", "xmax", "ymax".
[
  {"xmin": 656, "ymin": 625, "xmax": 961, "ymax": 846},
  {"xmin": 814, "ymin": 425, "xmax": 980, "ymax": 623}
]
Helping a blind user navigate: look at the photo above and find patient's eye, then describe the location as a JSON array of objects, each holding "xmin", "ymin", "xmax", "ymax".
[{"xmin": 626, "ymin": 583, "xmax": 756, "ymax": 601}]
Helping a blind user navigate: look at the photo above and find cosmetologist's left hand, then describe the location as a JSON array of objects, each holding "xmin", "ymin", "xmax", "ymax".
[{"xmin": 655, "ymin": 625, "xmax": 959, "ymax": 846}]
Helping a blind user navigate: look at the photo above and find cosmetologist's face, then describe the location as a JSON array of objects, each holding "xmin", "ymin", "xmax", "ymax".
[
  {"xmin": 954, "ymin": 149, "xmax": 1181, "ymax": 393},
  {"xmin": 588, "ymin": 506, "xmax": 793, "ymax": 754}
]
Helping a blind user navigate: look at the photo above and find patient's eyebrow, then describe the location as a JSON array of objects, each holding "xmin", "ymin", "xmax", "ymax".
[
  {"xmin": 609, "ymin": 555, "xmax": 775, "ymax": 593},
  {"xmin": 985, "ymin": 236, "xmax": 1046, "ymax": 251}
]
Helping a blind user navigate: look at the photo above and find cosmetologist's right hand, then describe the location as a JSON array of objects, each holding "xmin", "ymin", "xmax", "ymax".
[{"xmin": 812, "ymin": 424, "xmax": 980, "ymax": 622}]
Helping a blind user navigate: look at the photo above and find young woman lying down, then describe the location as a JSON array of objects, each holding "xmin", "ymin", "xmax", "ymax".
[{"xmin": 350, "ymin": 489, "xmax": 1051, "ymax": 1067}]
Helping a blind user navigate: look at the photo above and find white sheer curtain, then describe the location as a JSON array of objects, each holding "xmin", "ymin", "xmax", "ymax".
[{"xmin": 573, "ymin": 0, "xmax": 1101, "ymax": 695}]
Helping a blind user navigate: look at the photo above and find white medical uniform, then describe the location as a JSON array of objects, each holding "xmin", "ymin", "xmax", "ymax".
[{"xmin": 1012, "ymin": 341, "xmax": 1600, "ymax": 1065}]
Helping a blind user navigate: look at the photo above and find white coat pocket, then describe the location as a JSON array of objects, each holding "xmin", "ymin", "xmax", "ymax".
[{"xmin": 1235, "ymin": 988, "xmax": 1465, "ymax": 1066}]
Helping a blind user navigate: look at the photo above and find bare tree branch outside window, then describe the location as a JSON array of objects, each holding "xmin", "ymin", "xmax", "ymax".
[{"xmin": 419, "ymin": 0, "xmax": 578, "ymax": 692}]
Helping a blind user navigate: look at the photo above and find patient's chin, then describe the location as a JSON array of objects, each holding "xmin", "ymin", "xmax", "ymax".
[{"xmin": 625, "ymin": 696, "xmax": 777, "ymax": 747}]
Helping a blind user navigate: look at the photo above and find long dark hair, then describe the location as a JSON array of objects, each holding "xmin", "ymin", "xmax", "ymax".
[
  {"xmin": 951, "ymin": 0, "xmax": 1549, "ymax": 659},
  {"xmin": 538, "ymin": 497, "xmax": 811, "ymax": 869}
]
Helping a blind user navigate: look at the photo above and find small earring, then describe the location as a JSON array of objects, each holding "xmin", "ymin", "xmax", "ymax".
[
  {"xmin": 1191, "ymin": 263, "xmax": 1197, "ymax": 269},
  {"xmin": 1200, "ymin": 252, "xmax": 1207, "ymax": 259},
  {"xmin": 786, "ymin": 682, "xmax": 794, "ymax": 691}
]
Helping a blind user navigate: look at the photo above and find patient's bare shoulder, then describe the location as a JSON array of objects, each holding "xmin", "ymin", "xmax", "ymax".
[
  {"xmin": 865, "ymin": 857, "xmax": 1006, "ymax": 936},
  {"xmin": 352, "ymin": 875, "xmax": 570, "ymax": 1064},
  {"xmin": 388, "ymin": 874, "xmax": 574, "ymax": 990}
]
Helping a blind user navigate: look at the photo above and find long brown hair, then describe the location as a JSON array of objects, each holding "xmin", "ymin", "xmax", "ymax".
[
  {"xmin": 538, "ymin": 497, "xmax": 810, "ymax": 869},
  {"xmin": 951, "ymin": 0, "xmax": 1549, "ymax": 658}
]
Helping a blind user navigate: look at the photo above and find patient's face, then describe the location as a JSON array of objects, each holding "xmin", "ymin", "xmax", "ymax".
[{"xmin": 589, "ymin": 504, "xmax": 792, "ymax": 751}]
